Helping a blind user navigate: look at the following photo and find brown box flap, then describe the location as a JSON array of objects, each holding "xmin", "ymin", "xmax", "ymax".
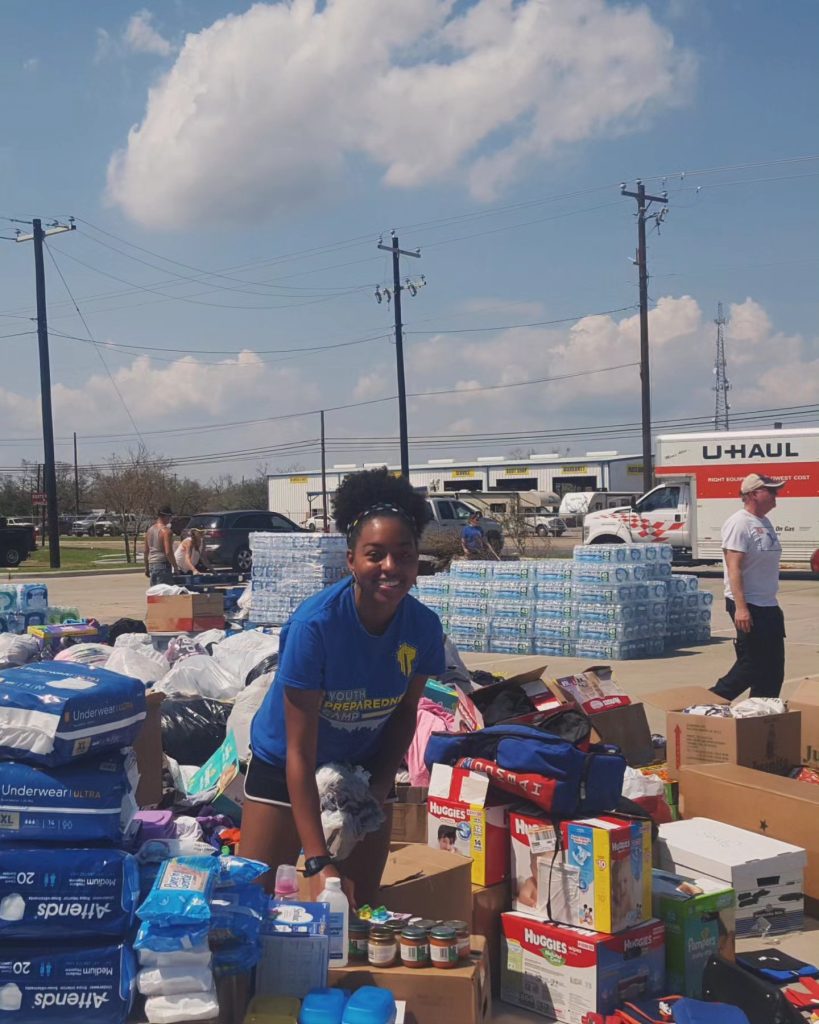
[{"xmin": 644, "ymin": 685, "xmax": 730, "ymax": 712}]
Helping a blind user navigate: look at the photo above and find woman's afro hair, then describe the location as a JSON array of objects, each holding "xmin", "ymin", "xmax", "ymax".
[{"xmin": 332, "ymin": 467, "xmax": 428, "ymax": 543}]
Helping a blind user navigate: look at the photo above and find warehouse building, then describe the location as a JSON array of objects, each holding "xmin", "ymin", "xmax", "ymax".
[{"xmin": 268, "ymin": 451, "xmax": 644, "ymax": 525}]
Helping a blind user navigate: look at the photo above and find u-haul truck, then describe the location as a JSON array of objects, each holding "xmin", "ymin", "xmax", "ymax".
[{"xmin": 582, "ymin": 427, "xmax": 819, "ymax": 570}]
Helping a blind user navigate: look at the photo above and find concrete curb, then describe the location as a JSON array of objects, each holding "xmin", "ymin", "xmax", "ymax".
[{"xmin": 3, "ymin": 567, "xmax": 146, "ymax": 580}]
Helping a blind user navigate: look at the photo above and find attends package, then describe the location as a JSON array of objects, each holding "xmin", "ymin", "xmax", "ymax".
[
  {"xmin": 0, "ymin": 847, "xmax": 139, "ymax": 939},
  {"xmin": 0, "ymin": 943, "xmax": 135, "ymax": 1024},
  {"xmin": 0, "ymin": 751, "xmax": 137, "ymax": 844},
  {"xmin": 0, "ymin": 661, "xmax": 146, "ymax": 767}
]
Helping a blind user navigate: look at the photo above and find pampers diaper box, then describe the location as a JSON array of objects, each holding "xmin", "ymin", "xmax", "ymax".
[
  {"xmin": 553, "ymin": 816, "xmax": 652, "ymax": 934},
  {"xmin": 651, "ymin": 869, "xmax": 736, "ymax": 998},
  {"xmin": 500, "ymin": 912, "xmax": 665, "ymax": 1022},
  {"xmin": 427, "ymin": 762, "xmax": 513, "ymax": 886}
]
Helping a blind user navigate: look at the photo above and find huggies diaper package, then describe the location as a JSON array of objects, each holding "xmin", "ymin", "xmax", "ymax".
[
  {"xmin": 0, "ymin": 847, "xmax": 139, "ymax": 940},
  {"xmin": 0, "ymin": 751, "xmax": 138, "ymax": 844},
  {"xmin": 0, "ymin": 943, "xmax": 135, "ymax": 1024},
  {"xmin": 0, "ymin": 661, "xmax": 146, "ymax": 767}
]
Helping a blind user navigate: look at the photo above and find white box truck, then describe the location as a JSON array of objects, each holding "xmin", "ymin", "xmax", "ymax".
[{"xmin": 582, "ymin": 427, "xmax": 819, "ymax": 570}]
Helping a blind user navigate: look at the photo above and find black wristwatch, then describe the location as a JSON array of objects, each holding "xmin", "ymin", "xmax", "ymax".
[{"xmin": 303, "ymin": 855, "xmax": 335, "ymax": 878}]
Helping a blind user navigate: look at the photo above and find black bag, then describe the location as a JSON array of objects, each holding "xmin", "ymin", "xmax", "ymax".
[
  {"xmin": 160, "ymin": 697, "xmax": 232, "ymax": 766},
  {"xmin": 701, "ymin": 955, "xmax": 805, "ymax": 1024}
]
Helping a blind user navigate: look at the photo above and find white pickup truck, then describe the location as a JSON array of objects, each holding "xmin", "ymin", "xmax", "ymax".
[{"xmin": 582, "ymin": 427, "xmax": 819, "ymax": 570}]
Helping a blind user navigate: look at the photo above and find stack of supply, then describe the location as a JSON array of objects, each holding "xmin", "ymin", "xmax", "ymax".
[
  {"xmin": 0, "ymin": 660, "xmax": 146, "ymax": 1024},
  {"xmin": 665, "ymin": 573, "xmax": 713, "ymax": 647},
  {"xmin": 249, "ymin": 533, "xmax": 348, "ymax": 626},
  {"xmin": 485, "ymin": 561, "xmax": 538, "ymax": 656},
  {"xmin": 0, "ymin": 582, "xmax": 49, "ymax": 634},
  {"xmin": 569, "ymin": 543, "xmax": 671, "ymax": 660},
  {"xmin": 441, "ymin": 559, "xmax": 541, "ymax": 655},
  {"xmin": 532, "ymin": 558, "xmax": 574, "ymax": 657},
  {"xmin": 438, "ymin": 560, "xmax": 495, "ymax": 654},
  {"xmin": 412, "ymin": 574, "xmax": 450, "ymax": 631},
  {"xmin": 135, "ymin": 856, "xmax": 220, "ymax": 1023},
  {"xmin": 504, "ymin": 807, "xmax": 666, "ymax": 1021}
]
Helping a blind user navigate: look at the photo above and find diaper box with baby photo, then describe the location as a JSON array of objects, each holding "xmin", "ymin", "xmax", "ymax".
[
  {"xmin": 509, "ymin": 808, "xmax": 559, "ymax": 917},
  {"xmin": 556, "ymin": 815, "xmax": 653, "ymax": 934},
  {"xmin": 427, "ymin": 763, "xmax": 513, "ymax": 886},
  {"xmin": 500, "ymin": 912, "xmax": 665, "ymax": 1023}
]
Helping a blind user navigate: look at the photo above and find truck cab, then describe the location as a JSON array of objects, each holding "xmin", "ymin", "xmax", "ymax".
[
  {"xmin": 421, "ymin": 496, "xmax": 504, "ymax": 554},
  {"xmin": 582, "ymin": 480, "xmax": 692, "ymax": 556}
]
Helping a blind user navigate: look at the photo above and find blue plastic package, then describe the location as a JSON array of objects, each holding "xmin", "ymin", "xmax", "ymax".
[
  {"xmin": 342, "ymin": 987, "xmax": 397, "ymax": 1024},
  {"xmin": 212, "ymin": 940, "xmax": 261, "ymax": 977},
  {"xmin": 209, "ymin": 885, "xmax": 268, "ymax": 945},
  {"xmin": 300, "ymin": 988, "xmax": 350, "ymax": 1024},
  {"xmin": 0, "ymin": 943, "xmax": 135, "ymax": 1024},
  {"xmin": 0, "ymin": 751, "xmax": 137, "ymax": 844},
  {"xmin": 134, "ymin": 920, "xmax": 211, "ymax": 953},
  {"xmin": 137, "ymin": 856, "xmax": 218, "ymax": 926},
  {"xmin": 0, "ymin": 847, "xmax": 139, "ymax": 940},
  {"xmin": 0, "ymin": 661, "xmax": 146, "ymax": 767},
  {"xmin": 215, "ymin": 856, "xmax": 268, "ymax": 889}
]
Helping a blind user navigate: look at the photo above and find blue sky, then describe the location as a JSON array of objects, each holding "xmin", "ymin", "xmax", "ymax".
[{"xmin": 1, "ymin": 0, "xmax": 817, "ymax": 481}]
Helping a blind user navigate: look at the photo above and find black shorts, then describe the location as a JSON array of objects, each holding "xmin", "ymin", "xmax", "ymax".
[{"xmin": 244, "ymin": 754, "xmax": 397, "ymax": 808}]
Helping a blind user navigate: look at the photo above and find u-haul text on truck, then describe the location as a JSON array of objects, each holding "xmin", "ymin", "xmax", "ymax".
[{"xmin": 582, "ymin": 427, "xmax": 819, "ymax": 570}]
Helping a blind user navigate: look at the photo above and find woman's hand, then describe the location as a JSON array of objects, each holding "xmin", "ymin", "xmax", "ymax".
[{"xmin": 308, "ymin": 864, "xmax": 357, "ymax": 909}]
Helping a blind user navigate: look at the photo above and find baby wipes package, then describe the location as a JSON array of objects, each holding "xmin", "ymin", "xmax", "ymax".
[
  {"xmin": 0, "ymin": 661, "xmax": 146, "ymax": 767},
  {"xmin": 0, "ymin": 943, "xmax": 135, "ymax": 1024},
  {"xmin": 137, "ymin": 857, "xmax": 218, "ymax": 926},
  {"xmin": 0, "ymin": 751, "xmax": 138, "ymax": 844},
  {"xmin": 0, "ymin": 847, "xmax": 139, "ymax": 939},
  {"xmin": 134, "ymin": 920, "xmax": 211, "ymax": 954}
]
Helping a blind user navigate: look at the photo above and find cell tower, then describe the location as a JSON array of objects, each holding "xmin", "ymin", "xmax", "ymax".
[{"xmin": 712, "ymin": 302, "xmax": 730, "ymax": 430}]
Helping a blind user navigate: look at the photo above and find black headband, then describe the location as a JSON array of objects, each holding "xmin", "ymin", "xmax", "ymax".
[{"xmin": 346, "ymin": 502, "xmax": 416, "ymax": 541}]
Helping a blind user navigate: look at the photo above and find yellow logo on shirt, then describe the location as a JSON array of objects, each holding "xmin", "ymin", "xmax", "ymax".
[{"xmin": 396, "ymin": 642, "xmax": 418, "ymax": 679}]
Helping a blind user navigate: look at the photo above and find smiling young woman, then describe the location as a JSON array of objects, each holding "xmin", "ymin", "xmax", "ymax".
[{"xmin": 239, "ymin": 468, "xmax": 444, "ymax": 905}]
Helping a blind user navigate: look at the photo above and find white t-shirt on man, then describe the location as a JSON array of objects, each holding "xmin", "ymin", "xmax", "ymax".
[{"xmin": 721, "ymin": 508, "xmax": 781, "ymax": 606}]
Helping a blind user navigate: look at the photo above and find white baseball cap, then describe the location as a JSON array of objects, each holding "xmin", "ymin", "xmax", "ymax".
[{"xmin": 740, "ymin": 473, "xmax": 786, "ymax": 495}]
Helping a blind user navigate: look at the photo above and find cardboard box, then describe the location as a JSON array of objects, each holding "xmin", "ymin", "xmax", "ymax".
[
  {"xmin": 392, "ymin": 786, "xmax": 428, "ymax": 844},
  {"xmin": 657, "ymin": 815, "xmax": 807, "ymax": 936},
  {"xmin": 146, "ymin": 592, "xmax": 225, "ymax": 633},
  {"xmin": 330, "ymin": 935, "xmax": 490, "ymax": 1024},
  {"xmin": 509, "ymin": 808, "xmax": 558, "ymax": 917},
  {"xmin": 678, "ymin": 763, "xmax": 819, "ymax": 909},
  {"xmin": 550, "ymin": 666, "xmax": 631, "ymax": 715},
  {"xmin": 472, "ymin": 880, "xmax": 511, "ymax": 995},
  {"xmin": 500, "ymin": 913, "xmax": 666, "ymax": 1022},
  {"xmin": 652, "ymin": 869, "xmax": 736, "ymax": 997},
  {"xmin": 454, "ymin": 654, "xmax": 556, "ymax": 732},
  {"xmin": 788, "ymin": 678, "xmax": 819, "ymax": 769},
  {"xmin": 257, "ymin": 901, "xmax": 329, "ymax": 999},
  {"xmin": 133, "ymin": 690, "xmax": 164, "ymax": 807},
  {"xmin": 428, "ymin": 763, "xmax": 512, "ymax": 886},
  {"xmin": 558, "ymin": 816, "xmax": 653, "ymax": 934},
  {"xmin": 644, "ymin": 685, "xmax": 802, "ymax": 780}
]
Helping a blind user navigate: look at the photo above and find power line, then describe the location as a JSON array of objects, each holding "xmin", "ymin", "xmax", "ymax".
[{"xmin": 44, "ymin": 242, "xmax": 145, "ymax": 444}]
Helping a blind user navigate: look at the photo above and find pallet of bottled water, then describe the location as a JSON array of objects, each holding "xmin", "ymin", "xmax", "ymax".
[{"xmin": 249, "ymin": 532, "xmax": 349, "ymax": 624}]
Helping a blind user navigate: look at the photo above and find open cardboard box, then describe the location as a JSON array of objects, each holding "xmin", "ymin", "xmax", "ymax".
[
  {"xmin": 454, "ymin": 654, "xmax": 556, "ymax": 731},
  {"xmin": 391, "ymin": 785, "xmax": 428, "ymax": 844},
  {"xmin": 678, "ymin": 762, "xmax": 819, "ymax": 909},
  {"xmin": 330, "ymin": 935, "xmax": 490, "ymax": 1024},
  {"xmin": 788, "ymin": 678, "xmax": 819, "ymax": 769},
  {"xmin": 472, "ymin": 880, "xmax": 511, "ymax": 995},
  {"xmin": 132, "ymin": 690, "xmax": 164, "ymax": 807},
  {"xmin": 146, "ymin": 592, "xmax": 225, "ymax": 633},
  {"xmin": 644, "ymin": 685, "xmax": 801, "ymax": 781}
]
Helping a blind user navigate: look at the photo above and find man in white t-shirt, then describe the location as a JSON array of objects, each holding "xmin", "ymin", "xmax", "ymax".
[{"xmin": 712, "ymin": 472, "xmax": 786, "ymax": 700}]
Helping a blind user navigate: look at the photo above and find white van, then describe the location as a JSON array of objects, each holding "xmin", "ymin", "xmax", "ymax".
[{"xmin": 558, "ymin": 491, "xmax": 641, "ymax": 521}]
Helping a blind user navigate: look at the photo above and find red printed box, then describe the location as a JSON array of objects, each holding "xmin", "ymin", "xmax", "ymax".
[{"xmin": 427, "ymin": 763, "xmax": 512, "ymax": 887}]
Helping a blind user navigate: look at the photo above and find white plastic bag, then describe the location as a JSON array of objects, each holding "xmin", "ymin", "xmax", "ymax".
[
  {"xmin": 193, "ymin": 629, "xmax": 226, "ymax": 651},
  {"xmin": 225, "ymin": 671, "xmax": 274, "ymax": 760},
  {"xmin": 211, "ymin": 628, "xmax": 279, "ymax": 687},
  {"xmin": 144, "ymin": 988, "xmax": 219, "ymax": 1024},
  {"xmin": 53, "ymin": 642, "xmax": 112, "ymax": 668},
  {"xmin": 154, "ymin": 655, "xmax": 241, "ymax": 701},
  {"xmin": 114, "ymin": 632, "xmax": 154, "ymax": 650},
  {"xmin": 0, "ymin": 633, "xmax": 40, "ymax": 668},
  {"xmin": 137, "ymin": 964, "xmax": 214, "ymax": 996},
  {"xmin": 146, "ymin": 585, "xmax": 190, "ymax": 597},
  {"xmin": 621, "ymin": 766, "xmax": 665, "ymax": 802},
  {"xmin": 106, "ymin": 646, "xmax": 168, "ymax": 685}
]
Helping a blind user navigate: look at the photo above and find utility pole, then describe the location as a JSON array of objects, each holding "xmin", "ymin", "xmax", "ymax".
[
  {"xmin": 16, "ymin": 217, "xmax": 75, "ymax": 568},
  {"xmin": 621, "ymin": 182, "xmax": 668, "ymax": 494},
  {"xmin": 377, "ymin": 232, "xmax": 422, "ymax": 478},
  {"xmin": 73, "ymin": 432, "xmax": 80, "ymax": 514},
  {"xmin": 712, "ymin": 302, "xmax": 731, "ymax": 430},
  {"xmin": 319, "ymin": 410, "xmax": 328, "ymax": 533}
]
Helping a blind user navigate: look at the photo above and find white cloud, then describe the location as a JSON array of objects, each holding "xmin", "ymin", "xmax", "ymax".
[
  {"xmin": 22, "ymin": 58, "xmax": 39, "ymax": 72},
  {"xmin": 107, "ymin": 0, "xmax": 694, "ymax": 227},
  {"xmin": 124, "ymin": 10, "xmax": 174, "ymax": 57}
]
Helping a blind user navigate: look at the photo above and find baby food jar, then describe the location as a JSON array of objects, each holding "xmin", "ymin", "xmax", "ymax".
[
  {"xmin": 367, "ymin": 925, "xmax": 398, "ymax": 968},
  {"xmin": 429, "ymin": 925, "xmax": 459, "ymax": 969},
  {"xmin": 444, "ymin": 920, "xmax": 471, "ymax": 960},
  {"xmin": 349, "ymin": 917, "xmax": 370, "ymax": 963},
  {"xmin": 399, "ymin": 925, "xmax": 430, "ymax": 968}
]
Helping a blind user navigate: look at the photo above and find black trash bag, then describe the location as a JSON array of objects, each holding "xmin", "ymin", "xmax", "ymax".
[
  {"xmin": 107, "ymin": 617, "xmax": 148, "ymax": 645},
  {"xmin": 160, "ymin": 697, "xmax": 232, "ymax": 767}
]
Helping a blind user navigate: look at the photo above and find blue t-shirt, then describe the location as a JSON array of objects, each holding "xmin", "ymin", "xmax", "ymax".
[
  {"xmin": 250, "ymin": 577, "xmax": 445, "ymax": 768},
  {"xmin": 462, "ymin": 524, "xmax": 484, "ymax": 552}
]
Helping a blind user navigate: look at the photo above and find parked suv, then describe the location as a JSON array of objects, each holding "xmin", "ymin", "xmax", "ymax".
[{"xmin": 184, "ymin": 509, "xmax": 306, "ymax": 572}]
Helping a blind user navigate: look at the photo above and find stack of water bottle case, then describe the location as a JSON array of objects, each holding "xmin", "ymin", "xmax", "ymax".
[
  {"xmin": 414, "ymin": 543, "xmax": 712, "ymax": 660},
  {"xmin": 249, "ymin": 532, "xmax": 349, "ymax": 626},
  {"xmin": 0, "ymin": 582, "xmax": 80, "ymax": 635}
]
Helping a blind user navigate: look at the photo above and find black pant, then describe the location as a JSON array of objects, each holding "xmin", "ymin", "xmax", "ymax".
[{"xmin": 712, "ymin": 599, "xmax": 786, "ymax": 700}]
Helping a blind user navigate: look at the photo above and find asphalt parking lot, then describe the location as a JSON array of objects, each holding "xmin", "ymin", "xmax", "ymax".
[{"xmin": 43, "ymin": 570, "xmax": 817, "ymax": 731}]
